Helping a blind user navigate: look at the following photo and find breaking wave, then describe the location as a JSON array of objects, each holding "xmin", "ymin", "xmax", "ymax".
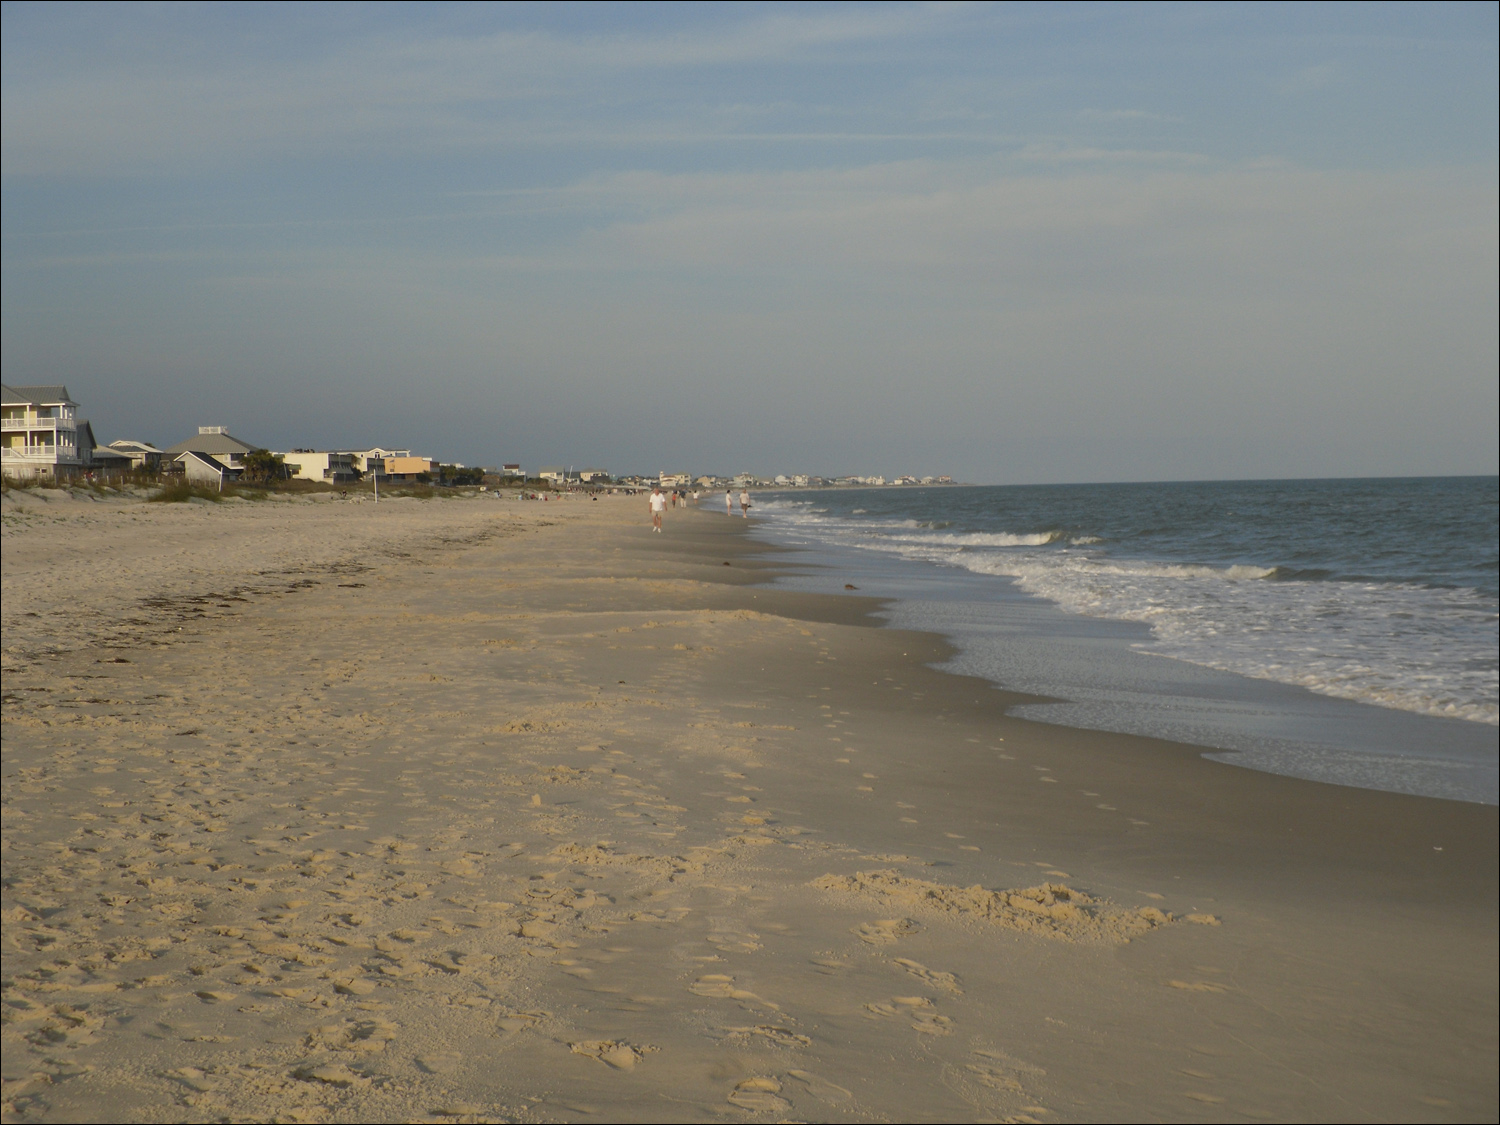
[{"xmin": 755, "ymin": 486, "xmax": 1499, "ymax": 726}]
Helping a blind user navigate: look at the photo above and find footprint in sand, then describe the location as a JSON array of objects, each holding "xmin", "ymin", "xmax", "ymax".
[
  {"xmin": 1168, "ymin": 979, "xmax": 1228, "ymax": 993},
  {"xmin": 965, "ymin": 1063, "xmax": 1024, "ymax": 1092},
  {"xmin": 758, "ymin": 1025, "xmax": 811, "ymax": 1047},
  {"xmin": 892, "ymin": 957, "xmax": 963, "ymax": 993},
  {"xmin": 854, "ymin": 917, "xmax": 921, "ymax": 945},
  {"xmin": 705, "ymin": 929, "xmax": 762, "ymax": 954},
  {"xmin": 788, "ymin": 1069, "xmax": 853, "ymax": 1104},
  {"xmin": 496, "ymin": 1009, "xmax": 547, "ymax": 1035},
  {"xmin": 728, "ymin": 1076, "xmax": 791, "ymax": 1113},
  {"xmin": 865, "ymin": 995, "xmax": 954, "ymax": 1036},
  {"xmin": 415, "ymin": 1052, "xmax": 462, "ymax": 1074},
  {"xmin": 569, "ymin": 1039, "xmax": 656, "ymax": 1070},
  {"xmin": 688, "ymin": 974, "xmax": 778, "ymax": 1010}
]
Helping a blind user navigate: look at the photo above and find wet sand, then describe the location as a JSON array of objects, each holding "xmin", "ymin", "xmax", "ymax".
[{"xmin": 2, "ymin": 489, "xmax": 1495, "ymax": 1123}]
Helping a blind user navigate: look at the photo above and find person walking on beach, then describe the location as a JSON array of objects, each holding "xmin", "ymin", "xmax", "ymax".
[
  {"xmin": 739, "ymin": 488, "xmax": 751, "ymax": 517},
  {"xmin": 649, "ymin": 485, "xmax": 667, "ymax": 532},
  {"xmin": 725, "ymin": 488, "xmax": 733, "ymax": 516}
]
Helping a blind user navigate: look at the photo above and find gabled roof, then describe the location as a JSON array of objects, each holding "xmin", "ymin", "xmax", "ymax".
[
  {"xmin": 163, "ymin": 431, "xmax": 257, "ymax": 457},
  {"xmin": 1, "ymin": 383, "xmax": 78, "ymax": 407},
  {"xmin": 109, "ymin": 440, "xmax": 163, "ymax": 454},
  {"xmin": 175, "ymin": 450, "xmax": 229, "ymax": 474}
]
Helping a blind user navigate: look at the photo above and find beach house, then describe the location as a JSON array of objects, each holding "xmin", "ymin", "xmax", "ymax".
[
  {"xmin": 279, "ymin": 450, "xmax": 360, "ymax": 483},
  {"xmin": 1, "ymin": 383, "xmax": 85, "ymax": 480},
  {"xmin": 382, "ymin": 456, "xmax": 437, "ymax": 482},
  {"xmin": 89, "ymin": 440, "xmax": 134, "ymax": 474},
  {"xmin": 162, "ymin": 427, "xmax": 258, "ymax": 477},
  {"xmin": 348, "ymin": 448, "xmax": 410, "ymax": 478},
  {"xmin": 107, "ymin": 440, "xmax": 164, "ymax": 472}
]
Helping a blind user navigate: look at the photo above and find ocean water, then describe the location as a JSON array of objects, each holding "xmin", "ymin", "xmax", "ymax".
[{"xmin": 753, "ymin": 477, "xmax": 1499, "ymax": 804}]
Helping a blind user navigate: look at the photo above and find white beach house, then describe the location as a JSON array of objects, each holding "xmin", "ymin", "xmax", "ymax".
[{"xmin": 1, "ymin": 383, "xmax": 86, "ymax": 480}]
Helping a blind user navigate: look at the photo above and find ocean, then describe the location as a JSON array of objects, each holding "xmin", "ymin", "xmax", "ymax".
[{"xmin": 753, "ymin": 477, "xmax": 1499, "ymax": 804}]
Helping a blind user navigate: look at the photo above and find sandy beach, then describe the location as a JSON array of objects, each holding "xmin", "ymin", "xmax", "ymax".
[{"xmin": 2, "ymin": 488, "xmax": 1494, "ymax": 1124}]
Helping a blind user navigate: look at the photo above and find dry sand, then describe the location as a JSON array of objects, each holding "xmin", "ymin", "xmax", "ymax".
[{"xmin": 2, "ymin": 488, "xmax": 1495, "ymax": 1123}]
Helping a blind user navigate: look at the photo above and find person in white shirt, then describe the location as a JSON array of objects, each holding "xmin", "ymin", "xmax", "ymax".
[
  {"xmin": 649, "ymin": 486, "xmax": 667, "ymax": 532},
  {"xmin": 739, "ymin": 489, "xmax": 751, "ymax": 517}
]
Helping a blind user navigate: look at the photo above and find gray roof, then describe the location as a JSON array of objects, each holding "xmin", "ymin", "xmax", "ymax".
[
  {"xmin": 163, "ymin": 431, "xmax": 258, "ymax": 457},
  {"xmin": 1, "ymin": 382, "xmax": 77, "ymax": 407},
  {"xmin": 109, "ymin": 440, "xmax": 162, "ymax": 454},
  {"xmin": 91, "ymin": 445, "xmax": 133, "ymax": 465},
  {"xmin": 176, "ymin": 450, "xmax": 229, "ymax": 473}
]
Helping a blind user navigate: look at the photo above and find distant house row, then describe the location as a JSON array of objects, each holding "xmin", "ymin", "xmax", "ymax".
[
  {"xmin": 1, "ymin": 384, "xmax": 441, "ymax": 485},
  {"xmin": 155, "ymin": 429, "xmax": 442, "ymax": 487}
]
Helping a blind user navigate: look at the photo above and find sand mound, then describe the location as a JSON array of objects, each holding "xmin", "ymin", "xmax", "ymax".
[{"xmin": 812, "ymin": 870, "xmax": 1173, "ymax": 943}]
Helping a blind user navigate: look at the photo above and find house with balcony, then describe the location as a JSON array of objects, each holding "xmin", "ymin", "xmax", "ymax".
[
  {"xmin": 345, "ymin": 447, "xmax": 410, "ymax": 478},
  {"xmin": 1, "ymin": 383, "xmax": 86, "ymax": 479},
  {"xmin": 278, "ymin": 449, "xmax": 360, "ymax": 483}
]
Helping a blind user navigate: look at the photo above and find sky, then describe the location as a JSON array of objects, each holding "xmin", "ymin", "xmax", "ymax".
[{"xmin": 2, "ymin": 1, "xmax": 1496, "ymax": 483}]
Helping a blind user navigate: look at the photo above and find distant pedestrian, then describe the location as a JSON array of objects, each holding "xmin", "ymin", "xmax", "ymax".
[
  {"xmin": 725, "ymin": 489, "xmax": 733, "ymax": 516},
  {"xmin": 649, "ymin": 485, "xmax": 667, "ymax": 532},
  {"xmin": 739, "ymin": 489, "xmax": 751, "ymax": 517}
]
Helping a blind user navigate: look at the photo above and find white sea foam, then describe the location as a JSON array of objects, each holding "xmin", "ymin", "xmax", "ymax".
[{"xmin": 757, "ymin": 499, "xmax": 1499, "ymax": 726}]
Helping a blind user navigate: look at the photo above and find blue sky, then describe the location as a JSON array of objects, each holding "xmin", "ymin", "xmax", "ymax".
[{"xmin": 3, "ymin": 2, "xmax": 1495, "ymax": 481}]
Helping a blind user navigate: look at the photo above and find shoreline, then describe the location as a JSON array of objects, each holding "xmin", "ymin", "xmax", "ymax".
[
  {"xmin": 749, "ymin": 484, "xmax": 1499, "ymax": 805},
  {"xmin": 2, "ymin": 492, "xmax": 1495, "ymax": 1122}
]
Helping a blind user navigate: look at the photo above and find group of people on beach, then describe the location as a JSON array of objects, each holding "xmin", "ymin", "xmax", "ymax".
[{"xmin": 650, "ymin": 485, "xmax": 749, "ymax": 531}]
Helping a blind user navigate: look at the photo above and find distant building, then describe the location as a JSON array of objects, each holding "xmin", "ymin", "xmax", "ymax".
[
  {"xmin": 501, "ymin": 463, "xmax": 525, "ymax": 478},
  {"xmin": 383, "ymin": 456, "xmax": 436, "ymax": 481},
  {"xmin": 1, "ymin": 383, "xmax": 85, "ymax": 479},
  {"xmin": 178, "ymin": 450, "xmax": 238, "ymax": 487},
  {"xmin": 107, "ymin": 440, "xmax": 164, "ymax": 471},
  {"xmin": 578, "ymin": 468, "xmax": 610, "ymax": 483},
  {"xmin": 279, "ymin": 450, "xmax": 360, "ymax": 483},
  {"xmin": 90, "ymin": 441, "xmax": 134, "ymax": 474},
  {"xmin": 162, "ymin": 426, "xmax": 258, "ymax": 476},
  {"xmin": 659, "ymin": 472, "xmax": 689, "ymax": 487},
  {"xmin": 538, "ymin": 466, "xmax": 566, "ymax": 485},
  {"xmin": 348, "ymin": 447, "xmax": 410, "ymax": 478}
]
